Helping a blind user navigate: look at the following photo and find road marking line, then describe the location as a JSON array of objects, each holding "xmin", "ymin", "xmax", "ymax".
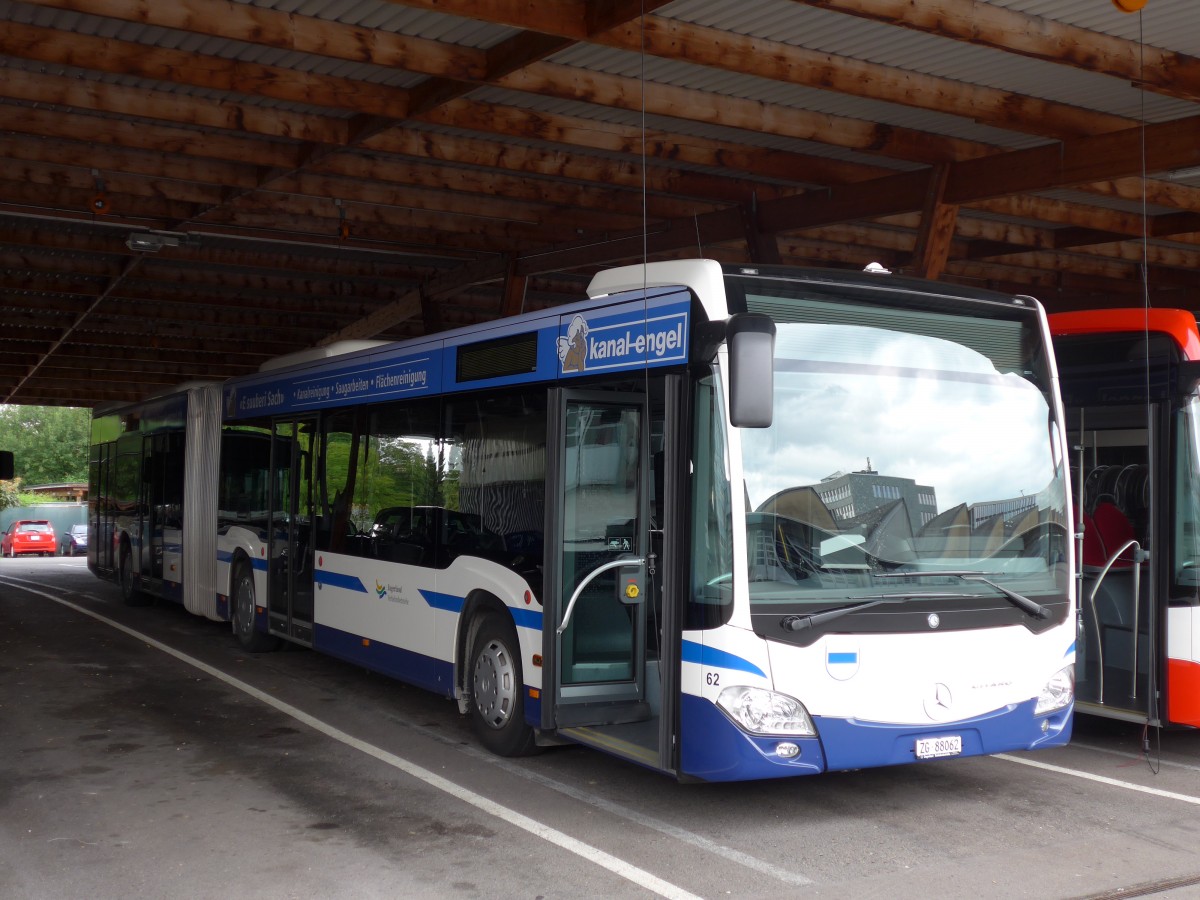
[
  {"xmin": 445, "ymin": 736, "xmax": 815, "ymax": 885},
  {"xmin": 1069, "ymin": 741, "xmax": 1200, "ymax": 773},
  {"xmin": 5, "ymin": 579, "xmax": 703, "ymax": 900},
  {"xmin": 994, "ymin": 753, "xmax": 1200, "ymax": 805}
]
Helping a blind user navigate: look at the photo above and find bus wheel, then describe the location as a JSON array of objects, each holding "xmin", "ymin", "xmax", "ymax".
[
  {"xmin": 118, "ymin": 545, "xmax": 144, "ymax": 606},
  {"xmin": 469, "ymin": 613, "xmax": 536, "ymax": 757},
  {"xmin": 232, "ymin": 561, "xmax": 277, "ymax": 653}
]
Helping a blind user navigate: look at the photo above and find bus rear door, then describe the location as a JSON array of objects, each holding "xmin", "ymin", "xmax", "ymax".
[{"xmin": 267, "ymin": 416, "xmax": 316, "ymax": 645}]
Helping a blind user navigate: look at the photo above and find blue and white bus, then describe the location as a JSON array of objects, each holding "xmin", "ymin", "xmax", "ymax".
[{"xmin": 92, "ymin": 259, "xmax": 1075, "ymax": 781}]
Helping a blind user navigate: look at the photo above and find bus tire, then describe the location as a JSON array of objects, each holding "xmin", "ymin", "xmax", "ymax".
[
  {"xmin": 468, "ymin": 613, "xmax": 536, "ymax": 757},
  {"xmin": 232, "ymin": 560, "xmax": 277, "ymax": 653},
  {"xmin": 118, "ymin": 545, "xmax": 144, "ymax": 606}
]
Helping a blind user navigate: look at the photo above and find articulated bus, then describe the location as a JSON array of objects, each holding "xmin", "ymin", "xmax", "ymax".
[
  {"xmin": 90, "ymin": 259, "xmax": 1075, "ymax": 781},
  {"xmin": 89, "ymin": 384, "xmax": 221, "ymax": 612},
  {"xmin": 1050, "ymin": 308, "xmax": 1200, "ymax": 728}
]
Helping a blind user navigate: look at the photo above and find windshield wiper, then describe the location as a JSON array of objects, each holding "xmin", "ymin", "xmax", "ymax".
[
  {"xmin": 781, "ymin": 596, "xmax": 909, "ymax": 632},
  {"xmin": 873, "ymin": 571, "xmax": 1050, "ymax": 619}
]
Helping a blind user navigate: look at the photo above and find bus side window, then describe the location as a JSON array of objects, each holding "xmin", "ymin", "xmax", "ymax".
[
  {"xmin": 443, "ymin": 391, "xmax": 546, "ymax": 588},
  {"xmin": 353, "ymin": 400, "xmax": 443, "ymax": 563}
]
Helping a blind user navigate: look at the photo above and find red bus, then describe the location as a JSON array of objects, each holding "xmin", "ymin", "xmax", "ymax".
[{"xmin": 1050, "ymin": 308, "xmax": 1200, "ymax": 727}]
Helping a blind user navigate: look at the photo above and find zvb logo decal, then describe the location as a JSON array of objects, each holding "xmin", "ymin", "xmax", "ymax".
[{"xmin": 557, "ymin": 314, "xmax": 589, "ymax": 373}]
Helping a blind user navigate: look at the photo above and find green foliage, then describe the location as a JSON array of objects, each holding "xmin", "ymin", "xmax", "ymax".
[
  {"xmin": 0, "ymin": 478, "xmax": 20, "ymax": 511},
  {"xmin": 0, "ymin": 405, "xmax": 91, "ymax": 486},
  {"xmin": 322, "ymin": 431, "xmax": 461, "ymax": 532}
]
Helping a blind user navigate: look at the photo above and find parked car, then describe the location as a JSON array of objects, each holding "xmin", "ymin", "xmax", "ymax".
[
  {"xmin": 1, "ymin": 520, "xmax": 57, "ymax": 557},
  {"xmin": 60, "ymin": 523, "xmax": 88, "ymax": 557}
]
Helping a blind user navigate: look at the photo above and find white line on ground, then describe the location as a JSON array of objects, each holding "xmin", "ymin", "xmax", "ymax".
[
  {"xmin": 3, "ymin": 578, "xmax": 704, "ymax": 900},
  {"xmin": 1068, "ymin": 741, "xmax": 1200, "ymax": 773},
  {"xmin": 994, "ymin": 753, "xmax": 1200, "ymax": 805},
  {"xmin": 435, "ymin": 731, "xmax": 814, "ymax": 885}
]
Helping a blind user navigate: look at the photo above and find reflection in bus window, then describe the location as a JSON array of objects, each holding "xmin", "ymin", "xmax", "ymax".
[
  {"xmin": 738, "ymin": 319, "xmax": 1067, "ymax": 610},
  {"xmin": 1175, "ymin": 396, "xmax": 1200, "ymax": 589}
]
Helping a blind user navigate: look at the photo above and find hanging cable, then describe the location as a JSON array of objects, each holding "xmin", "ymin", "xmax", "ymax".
[{"xmin": 1132, "ymin": 10, "xmax": 1162, "ymax": 776}]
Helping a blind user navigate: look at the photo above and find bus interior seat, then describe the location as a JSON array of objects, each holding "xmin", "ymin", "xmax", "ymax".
[
  {"xmin": 1090, "ymin": 501, "xmax": 1136, "ymax": 568},
  {"xmin": 1076, "ymin": 462, "xmax": 1146, "ymax": 569},
  {"xmin": 1077, "ymin": 510, "xmax": 1108, "ymax": 569}
]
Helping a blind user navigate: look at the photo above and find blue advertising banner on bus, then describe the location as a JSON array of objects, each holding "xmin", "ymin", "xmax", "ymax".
[{"xmin": 223, "ymin": 290, "xmax": 692, "ymax": 419}]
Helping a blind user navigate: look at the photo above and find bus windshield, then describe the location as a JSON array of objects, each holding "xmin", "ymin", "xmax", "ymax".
[{"xmin": 735, "ymin": 293, "xmax": 1069, "ymax": 616}]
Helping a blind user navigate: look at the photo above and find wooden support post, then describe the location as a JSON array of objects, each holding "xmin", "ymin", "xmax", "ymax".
[
  {"xmin": 500, "ymin": 255, "xmax": 527, "ymax": 318},
  {"xmin": 911, "ymin": 163, "xmax": 959, "ymax": 280},
  {"xmin": 741, "ymin": 195, "xmax": 783, "ymax": 265}
]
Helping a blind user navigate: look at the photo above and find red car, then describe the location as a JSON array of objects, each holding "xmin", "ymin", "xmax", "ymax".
[{"xmin": 1, "ymin": 520, "xmax": 57, "ymax": 557}]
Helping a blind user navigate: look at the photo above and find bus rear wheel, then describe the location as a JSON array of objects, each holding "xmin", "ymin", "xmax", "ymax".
[
  {"xmin": 118, "ymin": 545, "xmax": 145, "ymax": 606},
  {"xmin": 468, "ymin": 613, "xmax": 536, "ymax": 757},
  {"xmin": 232, "ymin": 561, "xmax": 277, "ymax": 653}
]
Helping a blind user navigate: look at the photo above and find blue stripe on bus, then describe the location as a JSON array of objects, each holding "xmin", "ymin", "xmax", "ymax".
[
  {"xmin": 313, "ymin": 623, "xmax": 454, "ymax": 699},
  {"xmin": 1066, "ymin": 641, "xmax": 1075, "ymax": 657},
  {"xmin": 217, "ymin": 549, "xmax": 269, "ymax": 574},
  {"xmin": 681, "ymin": 640, "xmax": 766, "ymax": 678},
  {"xmin": 419, "ymin": 589, "xmax": 464, "ymax": 612},
  {"xmin": 315, "ymin": 569, "xmax": 368, "ymax": 593},
  {"xmin": 510, "ymin": 605, "xmax": 543, "ymax": 630},
  {"xmin": 828, "ymin": 652, "xmax": 858, "ymax": 665}
]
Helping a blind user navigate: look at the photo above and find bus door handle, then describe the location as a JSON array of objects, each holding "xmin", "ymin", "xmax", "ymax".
[{"xmin": 557, "ymin": 557, "xmax": 646, "ymax": 635}]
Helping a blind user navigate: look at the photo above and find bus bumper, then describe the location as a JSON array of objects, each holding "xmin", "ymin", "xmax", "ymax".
[{"xmin": 679, "ymin": 693, "xmax": 1072, "ymax": 782}]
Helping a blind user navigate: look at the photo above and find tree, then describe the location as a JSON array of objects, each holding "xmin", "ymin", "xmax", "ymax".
[
  {"xmin": 0, "ymin": 478, "xmax": 20, "ymax": 511},
  {"xmin": 0, "ymin": 405, "xmax": 91, "ymax": 485}
]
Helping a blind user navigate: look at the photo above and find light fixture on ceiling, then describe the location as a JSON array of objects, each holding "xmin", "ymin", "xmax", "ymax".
[{"xmin": 125, "ymin": 232, "xmax": 182, "ymax": 252}]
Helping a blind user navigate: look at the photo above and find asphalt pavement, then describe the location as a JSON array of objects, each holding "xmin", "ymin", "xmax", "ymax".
[{"xmin": 3, "ymin": 557, "xmax": 1200, "ymax": 900}]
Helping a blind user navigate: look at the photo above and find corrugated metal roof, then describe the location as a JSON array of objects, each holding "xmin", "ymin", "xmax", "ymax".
[
  {"xmin": 3, "ymin": 0, "xmax": 1200, "ymax": 407},
  {"xmin": 661, "ymin": 0, "xmax": 1194, "ymax": 123}
]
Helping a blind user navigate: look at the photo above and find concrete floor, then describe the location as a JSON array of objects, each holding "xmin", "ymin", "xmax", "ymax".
[{"xmin": 5, "ymin": 557, "xmax": 1200, "ymax": 900}]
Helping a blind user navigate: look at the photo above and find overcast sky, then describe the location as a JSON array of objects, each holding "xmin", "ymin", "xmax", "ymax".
[{"xmin": 742, "ymin": 325, "xmax": 1059, "ymax": 513}]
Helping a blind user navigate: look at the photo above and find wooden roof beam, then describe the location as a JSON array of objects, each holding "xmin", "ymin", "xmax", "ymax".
[
  {"xmin": 791, "ymin": 0, "xmax": 1200, "ymax": 103},
  {"xmin": 594, "ymin": 15, "xmax": 1132, "ymax": 141},
  {"xmin": 522, "ymin": 114, "xmax": 1200, "ymax": 273}
]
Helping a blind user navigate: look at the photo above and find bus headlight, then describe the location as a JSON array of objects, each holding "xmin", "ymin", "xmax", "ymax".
[
  {"xmin": 1034, "ymin": 665, "xmax": 1074, "ymax": 715},
  {"xmin": 716, "ymin": 685, "xmax": 816, "ymax": 736}
]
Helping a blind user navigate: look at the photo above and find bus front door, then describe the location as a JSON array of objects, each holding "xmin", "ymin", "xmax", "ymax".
[
  {"xmin": 1073, "ymin": 409, "xmax": 1158, "ymax": 724},
  {"xmin": 268, "ymin": 417, "xmax": 316, "ymax": 645},
  {"xmin": 549, "ymin": 391, "xmax": 658, "ymax": 764}
]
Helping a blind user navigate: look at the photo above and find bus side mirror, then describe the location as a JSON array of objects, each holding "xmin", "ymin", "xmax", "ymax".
[
  {"xmin": 0, "ymin": 451, "xmax": 12, "ymax": 481},
  {"xmin": 727, "ymin": 314, "xmax": 775, "ymax": 428}
]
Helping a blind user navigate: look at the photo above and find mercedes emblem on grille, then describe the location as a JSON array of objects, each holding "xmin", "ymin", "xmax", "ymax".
[{"xmin": 924, "ymin": 682, "xmax": 954, "ymax": 720}]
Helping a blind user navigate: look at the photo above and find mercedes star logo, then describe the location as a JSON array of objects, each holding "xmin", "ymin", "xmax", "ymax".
[{"xmin": 924, "ymin": 682, "xmax": 954, "ymax": 720}]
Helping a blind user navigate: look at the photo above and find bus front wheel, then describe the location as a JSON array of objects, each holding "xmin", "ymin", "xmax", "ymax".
[
  {"xmin": 232, "ymin": 561, "xmax": 277, "ymax": 653},
  {"xmin": 468, "ymin": 613, "xmax": 536, "ymax": 757}
]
